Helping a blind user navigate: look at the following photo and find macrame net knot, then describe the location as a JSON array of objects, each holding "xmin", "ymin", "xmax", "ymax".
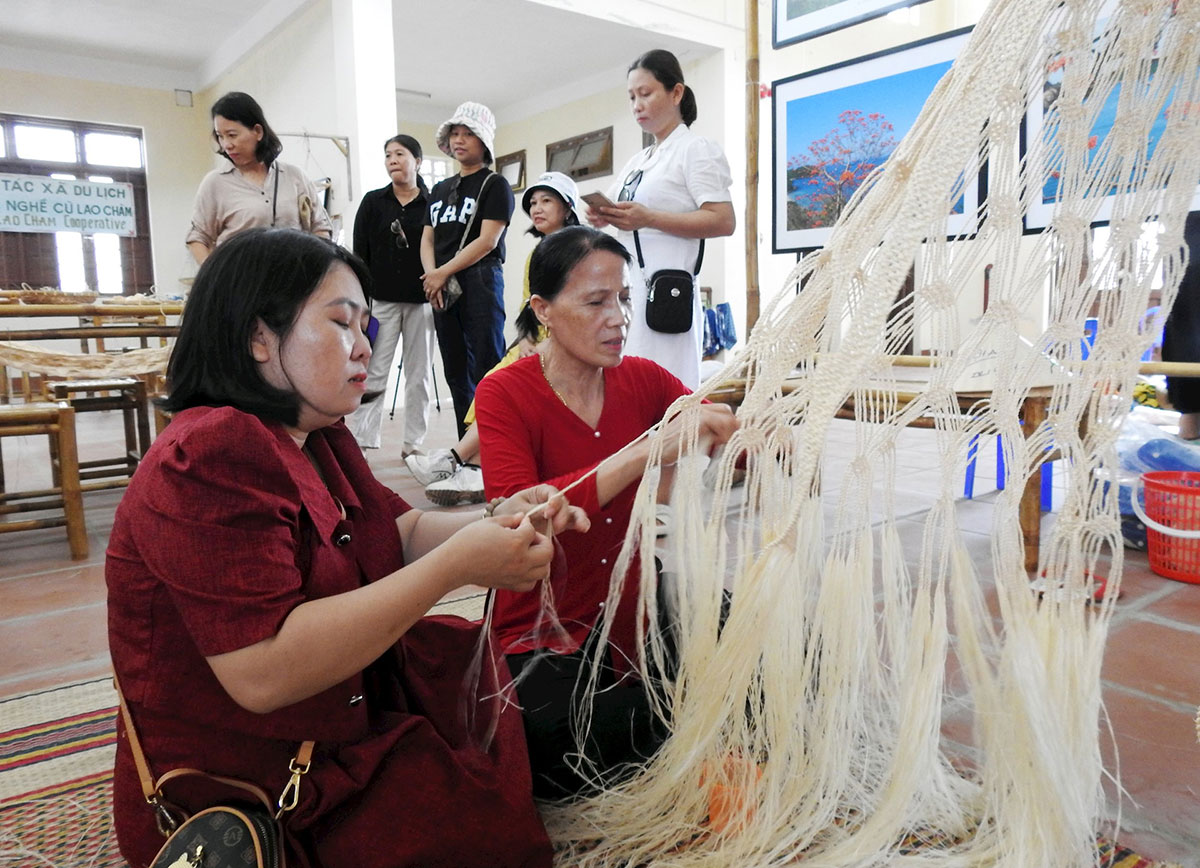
[
  {"xmin": 1054, "ymin": 213, "xmax": 1091, "ymax": 242},
  {"xmin": 987, "ymin": 196, "xmax": 1021, "ymax": 226},
  {"xmin": 923, "ymin": 280, "xmax": 956, "ymax": 312},
  {"xmin": 1043, "ymin": 322, "xmax": 1080, "ymax": 350},
  {"xmin": 1055, "ymin": 98, "xmax": 1089, "ymax": 128},
  {"xmin": 996, "ymin": 83, "xmax": 1025, "ymax": 113},
  {"xmin": 984, "ymin": 299, "xmax": 1022, "ymax": 329}
]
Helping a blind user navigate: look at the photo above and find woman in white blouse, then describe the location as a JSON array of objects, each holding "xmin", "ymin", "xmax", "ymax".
[
  {"xmin": 587, "ymin": 49, "xmax": 735, "ymax": 389},
  {"xmin": 187, "ymin": 92, "xmax": 332, "ymax": 265}
]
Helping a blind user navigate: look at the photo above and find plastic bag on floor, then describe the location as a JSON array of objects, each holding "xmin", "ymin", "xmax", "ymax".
[{"xmin": 1103, "ymin": 409, "xmax": 1200, "ymax": 548}]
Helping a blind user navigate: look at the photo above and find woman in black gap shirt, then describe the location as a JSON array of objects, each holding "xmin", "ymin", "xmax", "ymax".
[{"xmin": 420, "ymin": 101, "xmax": 515, "ymax": 438}]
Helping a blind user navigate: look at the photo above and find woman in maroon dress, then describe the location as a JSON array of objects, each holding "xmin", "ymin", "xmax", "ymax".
[{"xmin": 106, "ymin": 227, "xmax": 586, "ymax": 868}]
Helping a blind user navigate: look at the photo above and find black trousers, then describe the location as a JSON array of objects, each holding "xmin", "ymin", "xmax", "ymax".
[
  {"xmin": 506, "ymin": 574, "xmax": 724, "ymax": 800},
  {"xmin": 506, "ymin": 644, "xmax": 669, "ymax": 800},
  {"xmin": 1164, "ymin": 212, "xmax": 1200, "ymax": 413},
  {"xmin": 432, "ymin": 261, "xmax": 506, "ymax": 438}
]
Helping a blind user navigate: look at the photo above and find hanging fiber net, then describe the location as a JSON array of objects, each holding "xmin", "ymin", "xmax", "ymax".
[
  {"xmin": 0, "ymin": 342, "xmax": 170, "ymax": 378},
  {"xmin": 541, "ymin": 0, "xmax": 1200, "ymax": 864}
]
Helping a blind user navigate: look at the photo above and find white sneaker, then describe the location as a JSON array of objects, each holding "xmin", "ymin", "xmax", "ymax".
[
  {"xmin": 405, "ymin": 449, "xmax": 457, "ymax": 486},
  {"xmin": 426, "ymin": 464, "xmax": 485, "ymax": 506}
]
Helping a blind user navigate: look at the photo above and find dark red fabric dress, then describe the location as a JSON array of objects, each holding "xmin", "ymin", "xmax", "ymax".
[{"xmin": 106, "ymin": 406, "xmax": 551, "ymax": 868}]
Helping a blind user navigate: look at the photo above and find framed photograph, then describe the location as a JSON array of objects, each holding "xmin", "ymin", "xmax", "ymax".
[
  {"xmin": 774, "ymin": 0, "xmax": 934, "ymax": 48},
  {"xmin": 496, "ymin": 150, "xmax": 526, "ymax": 192},
  {"xmin": 1023, "ymin": 5, "xmax": 1200, "ymax": 230},
  {"xmin": 772, "ymin": 28, "xmax": 978, "ymax": 254}
]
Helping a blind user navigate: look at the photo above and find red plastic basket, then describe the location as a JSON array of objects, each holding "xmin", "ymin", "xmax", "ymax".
[{"xmin": 1134, "ymin": 471, "xmax": 1200, "ymax": 584}]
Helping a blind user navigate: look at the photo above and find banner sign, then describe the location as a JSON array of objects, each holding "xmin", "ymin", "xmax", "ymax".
[{"xmin": 0, "ymin": 173, "xmax": 137, "ymax": 236}]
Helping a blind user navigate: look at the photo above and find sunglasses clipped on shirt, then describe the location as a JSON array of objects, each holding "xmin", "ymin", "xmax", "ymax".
[
  {"xmin": 389, "ymin": 218, "xmax": 409, "ymax": 250},
  {"xmin": 445, "ymin": 174, "xmax": 462, "ymax": 208},
  {"xmin": 618, "ymin": 169, "xmax": 643, "ymax": 203}
]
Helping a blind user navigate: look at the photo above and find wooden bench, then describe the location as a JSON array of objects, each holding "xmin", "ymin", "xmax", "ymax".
[{"xmin": 47, "ymin": 378, "xmax": 151, "ymax": 490}]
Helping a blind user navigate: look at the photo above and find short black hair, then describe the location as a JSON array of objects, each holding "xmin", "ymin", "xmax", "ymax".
[
  {"xmin": 211, "ymin": 91, "xmax": 283, "ymax": 166},
  {"xmin": 515, "ymin": 226, "xmax": 630, "ymax": 338},
  {"xmin": 164, "ymin": 228, "xmax": 372, "ymax": 426}
]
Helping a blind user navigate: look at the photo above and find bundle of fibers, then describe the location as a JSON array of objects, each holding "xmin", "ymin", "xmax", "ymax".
[{"xmin": 541, "ymin": 0, "xmax": 1200, "ymax": 865}]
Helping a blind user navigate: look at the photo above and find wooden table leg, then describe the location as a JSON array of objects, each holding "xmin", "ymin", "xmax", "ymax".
[
  {"xmin": 55, "ymin": 405, "xmax": 88, "ymax": 560},
  {"xmin": 1019, "ymin": 395, "xmax": 1049, "ymax": 573}
]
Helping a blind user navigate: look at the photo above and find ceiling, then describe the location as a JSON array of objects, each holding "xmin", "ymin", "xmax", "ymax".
[
  {"xmin": 391, "ymin": 0, "xmax": 716, "ymax": 123},
  {"xmin": 1, "ymin": 0, "xmax": 719, "ymax": 124}
]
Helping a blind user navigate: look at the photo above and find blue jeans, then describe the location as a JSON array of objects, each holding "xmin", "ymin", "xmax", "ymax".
[{"xmin": 432, "ymin": 261, "xmax": 505, "ymax": 437}]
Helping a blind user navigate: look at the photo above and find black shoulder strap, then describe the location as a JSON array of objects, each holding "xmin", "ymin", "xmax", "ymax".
[
  {"xmin": 633, "ymin": 230, "xmax": 704, "ymax": 276},
  {"xmin": 457, "ymin": 171, "xmax": 494, "ymax": 253},
  {"xmin": 271, "ymin": 163, "xmax": 280, "ymax": 227}
]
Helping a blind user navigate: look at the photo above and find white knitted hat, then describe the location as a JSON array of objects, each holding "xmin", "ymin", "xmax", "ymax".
[{"xmin": 436, "ymin": 101, "xmax": 497, "ymax": 162}]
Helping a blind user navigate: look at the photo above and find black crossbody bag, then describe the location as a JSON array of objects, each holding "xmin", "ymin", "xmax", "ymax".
[{"xmin": 634, "ymin": 230, "xmax": 704, "ymax": 334}]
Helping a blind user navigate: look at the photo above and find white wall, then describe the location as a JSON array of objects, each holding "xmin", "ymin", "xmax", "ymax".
[
  {"xmin": 197, "ymin": 0, "xmax": 355, "ymax": 241},
  {"xmin": 0, "ymin": 67, "xmax": 212, "ymax": 295},
  {"xmin": 15, "ymin": 0, "xmax": 1049, "ymax": 353}
]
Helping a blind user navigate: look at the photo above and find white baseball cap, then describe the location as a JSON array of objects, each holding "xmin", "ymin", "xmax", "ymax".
[{"xmin": 521, "ymin": 171, "xmax": 581, "ymax": 222}]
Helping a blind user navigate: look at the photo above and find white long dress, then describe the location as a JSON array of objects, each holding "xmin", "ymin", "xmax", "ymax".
[{"xmin": 609, "ymin": 124, "xmax": 733, "ymax": 389}]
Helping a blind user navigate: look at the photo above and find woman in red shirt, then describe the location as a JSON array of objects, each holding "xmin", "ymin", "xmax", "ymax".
[
  {"xmin": 473, "ymin": 226, "xmax": 737, "ymax": 798},
  {"xmin": 106, "ymin": 227, "xmax": 587, "ymax": 868}
]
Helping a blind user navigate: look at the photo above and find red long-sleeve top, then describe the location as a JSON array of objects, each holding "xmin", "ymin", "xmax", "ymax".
[{"xmin": 474, "ymin": 354, "xmax": 689, "ymax": 663}]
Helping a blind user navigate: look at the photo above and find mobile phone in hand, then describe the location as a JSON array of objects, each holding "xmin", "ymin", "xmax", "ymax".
[{"xmin": 581, "ymin": 191, "xmax": 617, "ymax": 211}]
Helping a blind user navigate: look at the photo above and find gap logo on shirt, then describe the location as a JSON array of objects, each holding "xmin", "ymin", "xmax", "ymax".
[{"xmin": 429, "ymin": 196, "xmax": 476, "ymax": 226}]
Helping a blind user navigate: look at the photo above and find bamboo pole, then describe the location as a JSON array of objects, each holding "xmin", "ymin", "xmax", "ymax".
[
  {"xmin": 745, "ymin": 0, "xmax": 761, "ymax": 337},
  {"xmin": 884, "ymin": 355, "xmax": 1200, "ymax": 377}
]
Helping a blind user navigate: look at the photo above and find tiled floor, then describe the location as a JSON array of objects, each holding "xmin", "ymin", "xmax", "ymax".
[{"xmin": 1, "ymin": 403, "xmax": 1198, "ymax": 865}]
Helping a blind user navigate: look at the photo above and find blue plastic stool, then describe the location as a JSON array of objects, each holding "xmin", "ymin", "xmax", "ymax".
[{"xmin": 964, "ymin": 433, "xmax": 1053, "ymax": 510}]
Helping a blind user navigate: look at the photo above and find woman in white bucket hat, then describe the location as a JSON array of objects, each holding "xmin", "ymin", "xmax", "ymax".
[
  {"xmin": 420, "ymin": 101, "xmax": 515, "ymax": 439},
  {"xmin": 405, "ymin": 170, "xmax": 583, "ymax": 507}
]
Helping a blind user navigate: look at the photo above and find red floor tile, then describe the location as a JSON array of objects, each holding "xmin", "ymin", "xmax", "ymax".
[
  {"xmin": 1143, "ymin": 580, "xmax": 1200, "ymax": 624},
  {"xmin": 1102, "ymin": 618, "xmax": 1200, "ymax": 706},
  {"xmin": 1100, "ymin": 688, "xmax": 1200, "ymax": 860},
  {"xmin": 0, "ymin": 562, "xmax": 106, "ymax": 618},
  {"xmin": 0, "ymin": 601, "xmax": 110, "ymax": 690},
  {"xmin": 3, "ymin": 407, "xmax": 1200, "ymax": 861}
]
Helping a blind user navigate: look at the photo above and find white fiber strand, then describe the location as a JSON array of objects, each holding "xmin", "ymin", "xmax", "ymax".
[{"xmin": 536, "ymin": 1, "xmax": 1200, "ymax": 864}]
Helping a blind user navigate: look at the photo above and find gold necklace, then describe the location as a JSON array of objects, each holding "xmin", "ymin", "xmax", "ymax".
[{"xmin": 540, "ymin": 352, "xmax": 570, "ymax": 407}]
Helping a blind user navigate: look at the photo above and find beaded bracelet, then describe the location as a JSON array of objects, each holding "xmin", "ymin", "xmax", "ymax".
[{"xmin": 483, "ymin": 497, "xmax": 505, "ymax": 519}]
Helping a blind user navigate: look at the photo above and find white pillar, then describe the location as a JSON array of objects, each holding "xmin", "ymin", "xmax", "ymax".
[{"xmin": 331, "ymin": 0, "xmax": 397, "ymax": 244}]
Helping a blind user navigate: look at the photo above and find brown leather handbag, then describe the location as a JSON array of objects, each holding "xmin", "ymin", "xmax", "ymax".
[{"xmin": 115, "ymin": 675, "xmax": 314, "ymax": 868}]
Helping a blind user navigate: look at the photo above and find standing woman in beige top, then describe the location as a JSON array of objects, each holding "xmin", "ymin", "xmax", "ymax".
[{"xmin": 186, "ymin": 92, "xmax": 333, "ymax": 265}]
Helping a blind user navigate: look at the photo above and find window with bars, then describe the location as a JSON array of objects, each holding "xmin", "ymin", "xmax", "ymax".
[
  {"xmin": 0, "ymin": 113, "xmax": 154, "ymax": 295},
  {"xmin": 420, "ymin": 157, "xmax": 451, "ymax": 191},
  {"xmin": 546, "ymin": 127, "xmax": 613, "ymax": 182}
]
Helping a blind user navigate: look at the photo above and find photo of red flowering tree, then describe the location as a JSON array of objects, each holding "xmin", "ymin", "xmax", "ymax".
[
  {"xmin": 773, "ymin": 30, "xmax": 977, "ymax": 253},
  {"xmin": 787, "ymin": 109, "xmax": 896, "ymax": 231}
]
